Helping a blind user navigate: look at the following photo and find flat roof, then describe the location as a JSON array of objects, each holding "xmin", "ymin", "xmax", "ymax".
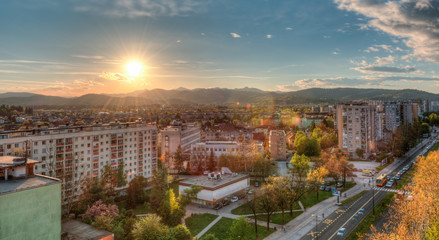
[
  {"xmin": 179, "ymin": 173, "xmax": 248, "ymax": 190},
  {"xmin": 0, "ymin": 174, "xmax": 60, "ymax": 195},
  {"xmin": 0, "ymin": 156, "xmax": 39, "ymax": 168},
  {"xmin": 62, "ymin": 219, "xmax": 113, "ymax": 240}
]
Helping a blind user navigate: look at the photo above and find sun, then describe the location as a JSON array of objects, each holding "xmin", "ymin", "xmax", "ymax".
[{"xmin": 126, "ymin": 61, "xmax": 143, "ymax": 77}]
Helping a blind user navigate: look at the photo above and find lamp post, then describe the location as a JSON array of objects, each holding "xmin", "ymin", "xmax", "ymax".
[{"xmin": 372, "ymin": 176, "xmax": 375, "ymax": 215}]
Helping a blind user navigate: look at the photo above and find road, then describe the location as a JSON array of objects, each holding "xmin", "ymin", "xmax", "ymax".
[{"xmin": 301, "ymin": 137, "xmax": 435, "ymax": 240}]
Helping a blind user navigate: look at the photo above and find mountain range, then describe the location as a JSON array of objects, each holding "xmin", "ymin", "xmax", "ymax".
[{"xmin": 0, "ymin": 88, "xmax": 438, "ymax": 106}]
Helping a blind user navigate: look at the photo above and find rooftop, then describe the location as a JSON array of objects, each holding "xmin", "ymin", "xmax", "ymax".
[
  {"xmin": 0, "ymin": 156, "xmax": 39, "ymax": 169},
  {"xmin": 179, "ymin": 173, "xmax": 248, "ymax": 190},
  {"xmin": 0, "ymin": 174, "xmax": 60, "ymax": 195},
  {"xmin": 62, "ymin": 219, "xmax": 113, "ymax": 240}
]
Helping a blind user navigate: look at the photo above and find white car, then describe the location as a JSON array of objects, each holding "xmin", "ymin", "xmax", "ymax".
[{"xmin": 231, "ymin": 196, "xmax": 239, "ymax": 202}]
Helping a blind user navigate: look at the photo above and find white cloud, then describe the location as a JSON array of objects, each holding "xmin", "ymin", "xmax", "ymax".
[
  {"xmin": 354, "ymin": 65, "xmax": 417, "ymax": 74},
  {"xmin": 72, "ymin": 55, "xmax": 104, "ymax": 60},
  {"xmin": 334, "ymin": 0, "xmax": 439, "ymax": 63},
  {"xmin": 73, "ymin": 0, "xmax": 203, "ymax": 18},
  {"xmin": 266, "ymin": 34, "xmax": 272, "ymax": 39},
  {"xmin": 285, "ymin": 27, "xmax": 293, "ymax": 31},
  {"xmin": 374, "ymin": 55, "xmax": 395, "ymax": 65},
  {"xmin": 230, "ymin": 32, "xmax": 241, "ymax": 38},
  {"xmin": 99, "ymin": 72, "xmax": 130, "ymax": 81}
]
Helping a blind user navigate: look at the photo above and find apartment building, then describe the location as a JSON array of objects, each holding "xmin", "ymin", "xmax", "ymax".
[
  {"xmin": 336, "ymin": 102, "xmax": 377, "ymax": 158},
  {"xmin": 269, "ymin": 130, "xmax": 287, "ymax": 160},
  {"xmin": 0, "ymin": 122, "xmax": 158, "ymax": 202},
  {"xmin": 160, "ymin": 121, "xmax": 200, "ymax": 156}
]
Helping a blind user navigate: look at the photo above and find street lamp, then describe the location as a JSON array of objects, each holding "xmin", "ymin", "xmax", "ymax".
[
  {"xmin": 312, "ymin": 214, "xmax": 320, "ymax": 240},
  {"xmin": 372, "ymin": 176, "xmax": 375, "ymax": 215}
]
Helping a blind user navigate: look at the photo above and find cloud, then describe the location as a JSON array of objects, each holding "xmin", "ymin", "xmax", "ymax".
[
  {"xmin": 230, "ymin": 32, "xmax": 241, "ymax": 38},
  {"xmin": 285, "ymin": 27, "xmax": 293, "ymax": 31},
  {"xmin": 334, "ymin": 0, "xmax": 439, "ymax": 63},
  {"xmin": 266, "ymin": 34, "xmax": 272, "ymax": 39},
  {"xmin": 374, "ymin": 55, "xmax": 395, "ymax": 65},
  {"xmin": 364, "ymin": 46, "xmax": 379, "ymax": 53},
  {"xmin": 72, "ymin": 55, "xmax": 105, "ymax": 60},
  {"xmin": 99, "ymin": 72, "xmax": 130, "ymax": 81},
  {"xmin": 364, "ymin": 45, "xmax": 404, "ymax": 53},
  {"xmin": 73, "ymin": 0, "xmax": 203, "ymax": 18},
  {"xmin": 354, "ymin": 65, "xmax": 417, "ymax": 74}
]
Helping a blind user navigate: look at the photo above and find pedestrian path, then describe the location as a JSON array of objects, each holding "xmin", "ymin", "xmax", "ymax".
[{"xmin": 196, "ymin": 215, "xmax": 222, "ymax": 239}]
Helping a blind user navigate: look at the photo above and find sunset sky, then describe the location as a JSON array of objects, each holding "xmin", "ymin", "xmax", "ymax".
[{"xmin": 1, "ymin": 0, "xmax": 439, "ymax": 96}]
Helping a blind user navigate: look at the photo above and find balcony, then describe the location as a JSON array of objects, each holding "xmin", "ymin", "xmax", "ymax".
[
  {"xmin": 93, "ymin": 145, "xmax": 99, "ymax": 149},
  {"xmin": 56, "ymin": 142, "xmax": 64, "ymax": 146},
  {"xmin": 65, "ymin": 149, "xmax": 73, "ymax": 153}
]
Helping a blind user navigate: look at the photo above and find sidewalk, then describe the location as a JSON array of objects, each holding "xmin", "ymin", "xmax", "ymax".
[{"xmin": 196, "ymin": 215, "xmax": 222, "ymax": 239}]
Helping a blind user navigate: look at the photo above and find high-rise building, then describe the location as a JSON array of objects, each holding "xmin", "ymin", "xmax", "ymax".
[
  {"xmin": 384, "ymin": 103, "xmax": 401, "ymax": 132},
  {"xmin": 336, "ymin": 102, "xmax": 377, "ymax": 158},
  {"xmin": 160, "ymin": 121, "xmax": 200, "ymax": 156},
  {"xmin": 0, "ymin": 122, "xmax": 158, "ymax": 203},
  {"xmin": 269, "ymin": 130, "xmax": 287, "ymax": 160}
]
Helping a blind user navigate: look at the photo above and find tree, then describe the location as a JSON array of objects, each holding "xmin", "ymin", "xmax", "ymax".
[
  {"xmin": 132, "ymin": 215, "xmax": 170, "ymax": 240},
  {"xmin": 158, "ymin": 189, "xmax": 185, "ymax": 227},
  {"xmin": 150, "ymin": 164, "xmax": 169, "ymax": 211},
  {"xmin": 310, "ymin": 120, "xmax": 316, "ymax": 132},
  {"xmin": 229, "ymin": 216, "xmax": 253, "ymax": 240},
  {"xmin": 258, "ymin": 183, "xmax": 278, "ymax": 231},
  {"xmin": 295, "ymin": 135, "xmax": 320, "ymax": 157},
  {"xmin": 286, "ymin": 154, "xmax": 311, "ymax": 216},
  {"xmin": 320, "ymin": 132, "xmax": 338, "ymax": 149},
  {"xmin": 207, "ymin": 149, "xmax": 216, "ymax": 172},
  {"xmin": 420, "ymin": 123, "xmax": 430, "ymax": 136},
  {"xmin": 101, "ymin": 164, "xmax": 117, "ymax": 195},
  {"xmin": 247, "ymin": 189, "xmax": 260, "ymax": 239},
  {"xmin": 179, "ymin": 185, "xmax": 202, "ymax": 206},
  {"xmin": 169, "ymin": 225, "xmax": 191, "ymax": 240},
  {"xmin": 173, "ymin": 145, "xmax": 184, "ymax": 174},
  {"xmin": 82, "ymin": 200, "xmax": 119, "ymax": 226},
  {"xmin": 127, "ymin": 176, "xmax": 148, "ymax": 209},
  {"xmin": 307, "ymin": 166, "xmax": 329, "ymax": 200},
  {"xmin": 249, "ymin": 156, "xmax": 277, "ymax": 182},
  {"xmin": 268, "ymin": 176, "xmax": 290, "ymax": 224},
  {"xmin": 311, "ymin": 127, "xmax": 322, "ymax": 139},
  {"xmin": 355, "ymin": 148, "xmax": 364, "ymax": 159},
  {"xmin": 116, "ymin": 163, "xmax": 127, "ymax": 188}
]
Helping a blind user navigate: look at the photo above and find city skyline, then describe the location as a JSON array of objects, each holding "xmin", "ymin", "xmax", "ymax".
[{"xmin": 1, "ymin": 0, "xmax": 439, "ymax": 96}]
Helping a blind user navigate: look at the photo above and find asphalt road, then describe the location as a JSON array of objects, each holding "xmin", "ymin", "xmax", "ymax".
[{"xmin": 301, "ymin": 138, "xmax": 435, "ymax": 240}]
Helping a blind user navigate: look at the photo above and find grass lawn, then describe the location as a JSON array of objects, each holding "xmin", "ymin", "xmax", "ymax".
[
  {"xmin": 248, "ymin": 211, "xmax": 302, "ymax": 225},
  {"xmin": 185, "ymin": 213, "xmax": 218, "ymax": 236},
  {"xmin": 201, "ymin": 217, "xmax": 275, "ymax": 240},
  {"xmin": 346, "ymin": 192, "xmax": 396, "ymax": 240},
  {"xmin": 341, "ymin": 191, "xmax": 368, "ymax": 206}
]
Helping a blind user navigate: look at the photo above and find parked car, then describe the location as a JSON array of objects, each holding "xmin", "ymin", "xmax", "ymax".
[
  {"xmin": 231, "ymin": 196, "xmax": 239, "ymax": 203},
  {"xmin": 385, "ymin": 181, "xmax": 394, "ymax": 188},
  {"xmin": 324, "ymin": 181, "xmax": 331, "ymax": 186},
  {"xmin": 325, "ymin": 186, "xmax": 332, "ymax": 191},
  {"xmin": 336, "ymin": 183, "xmax": 344, "ymax": 188},
  {"xmin": 247, "ymin": 190, "xmax": 254, "ymax": 195},
  {"xmin": 320, "ymin": 186, "xmax": 325, "ymax": 191},
  {"xmin": 254, "ymin": 182, "xmax": 259, "ymax": 187},
  {"xmin": 213, "ymin": 203, "xmax": 222, "ymax": 210},
  {"xmin": 395, "ymin": 175, "xmax": 401, "ymax": 180}
]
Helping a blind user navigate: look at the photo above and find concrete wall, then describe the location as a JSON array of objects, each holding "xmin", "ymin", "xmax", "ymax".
[
  {"xmin": 179, "ymin": 178, "xmax": 249, "ymax": 202},
  {"xmin": 0, "ymin": 183, "xmax": 61, "ymax": 240}
]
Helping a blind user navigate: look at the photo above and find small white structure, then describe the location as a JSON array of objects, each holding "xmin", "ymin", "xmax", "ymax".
[{"xmin": 179, "ymin": 173, "xmax": 249, "ymax": 207}]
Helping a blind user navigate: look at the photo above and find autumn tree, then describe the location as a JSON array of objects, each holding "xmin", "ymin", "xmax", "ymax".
[
  {"xmin": 268, "ymin": 176, "xmax": 290, "ymax": 224},
  {"xmin": 258, "ymin": 184, "xmax": 278, "ymax": 231},
  {"xmin": 307, "ymin": 166, "xmax": 329, "ymax": 200},
  {"xmin": 320, "ymin": 132, "xmax": 338, "ymax": 149},
  {"xmin": 247, "ymin": 189, "xmax": 260, "ymax": 239}
]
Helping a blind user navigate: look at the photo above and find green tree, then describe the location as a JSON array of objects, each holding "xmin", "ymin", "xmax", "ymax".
[
  {"xmin": 127, "ymin": 176, "xmax": 148, "ymax": 209},
  {"xmin": 420, "ymin": 122, "xmax": 430, "ymax": 136},
  {"xmin": 307, "ymin": 166, "xmax": 329, "ymax": 200},
  {"xmin": 173, "ymin": 145, "xmax": 184, "ymax": 174},
  {"xmin": 179, "ymin": 185, "xmax": 202, "ymax": 206},
  {"xmin": 228, "ymin": 216, "xmax": 253, "ymax": 240},
  {"xmin": 202, "ymin": 233, "xmax": 219, "ymax": 240},
  {"xmin": 320, "ymin": 132, "xmax": 338, "ymax": 149},
  {"xmin": 158, "ymin": 189, "xmax": 185, "ymax": 227},
  {"xmin": 287, "ymin": 153, "xmax": 310, "ymax": 216},
  {"xmin": 355, "ymin": 148, "xmax": 364, "ymax": 159},
  {"xmin": 116, "ymin": 163, "xmax": 127, "ymax": 188},
  {"xmin": 258, "ymin": 183, "xmax": 278, "ymax": 231},
  {"xmin": 132, "ymin": 215, "xmax": 170, "ymax": 240},
  {"xmin": 169, "ymin": 225, "xmax": 191, "ymax": 240},
  {"xmin": 268, "ymin": 176, "xmax": 290, "ymax": 224}
]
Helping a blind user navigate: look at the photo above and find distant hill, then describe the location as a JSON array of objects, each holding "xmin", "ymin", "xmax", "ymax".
[{"xmin": 0, "ymin": 87, "xmax": 438, "ymax": 106}]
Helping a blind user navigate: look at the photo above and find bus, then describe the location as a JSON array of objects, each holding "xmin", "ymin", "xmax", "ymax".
[{"xmin": 376, "ymin": 174, "xmax": 388, "ymax": 187}]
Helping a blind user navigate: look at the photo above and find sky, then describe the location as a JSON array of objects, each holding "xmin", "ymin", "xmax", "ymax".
[{"xmin": 1, "ymin": 0, "xmax": 439, "ymax": 96}]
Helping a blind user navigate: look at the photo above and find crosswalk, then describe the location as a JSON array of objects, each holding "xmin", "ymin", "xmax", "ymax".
[{"xmin": 373, "ymin": 187, "xmax": 410, "ymax": 195}]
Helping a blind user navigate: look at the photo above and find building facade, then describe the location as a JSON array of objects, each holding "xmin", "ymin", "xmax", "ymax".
[
  {"xmin": 269, "ymin": 130, "xmax": 287, "ymax": 160},
  {"xmin": 0, "ymin": 123, "xmax": 158, "ymax": 202},
  {"xmin": 336, "ymin": 102, "xmax": 377, "ymax": 158},
  {"xmin": 160, "ymin": 122, "xmax": 200, "ymax": 156}
]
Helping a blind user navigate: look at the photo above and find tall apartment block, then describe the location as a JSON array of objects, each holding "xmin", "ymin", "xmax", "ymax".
[
  {"xmin": 336, "ymin": 102, "xmax": 377, "ymax": 158},
  {"xmin": 0, "ymin": 122, "xmax": 158, "ymax": 202},
  {"xmin": 160, "ymin": 121, "xmax": 201, "ymax": 156},
  {"xmin": 269, "ymin": 130, "xmax": 287, "ymax": 160}
]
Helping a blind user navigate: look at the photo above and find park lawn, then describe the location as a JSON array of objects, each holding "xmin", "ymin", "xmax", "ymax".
[
  {"xmin": 201, "ymin": 217, "xmax": 275, "ymax": 240},
  {"xmin": 346, "ymin": 192, "xmax": 396, "ymax": 240},
  {"xmin": 231, "ymin": 200, "xmax": 300, "ymax": 215},
  {"xmin": 248, "ymin": 211, "xmax": 302, "ymax": 225},
  {"xmin": 185, "ymin": 213, "xmax": 218, "ymax": 236}
]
